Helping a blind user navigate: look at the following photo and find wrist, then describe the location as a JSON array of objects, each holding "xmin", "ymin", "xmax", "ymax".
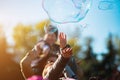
[
  {"xmin": 60, "ymin": 48, "xmax": 72, "ymax": 59},
  {"xmin": 61, "ymin": 44, "xmax": 71, "ymax": 50}
]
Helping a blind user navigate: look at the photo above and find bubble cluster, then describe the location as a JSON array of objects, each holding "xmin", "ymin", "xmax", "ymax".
[{"xmin": 42, "ymin": 0, "xmax": 92, "ymax": 24}]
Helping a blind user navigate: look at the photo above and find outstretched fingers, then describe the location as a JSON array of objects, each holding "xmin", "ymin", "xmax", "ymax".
[{"xmin": 62, "ymin": 48, "xmax": 72, "ymax": 58}]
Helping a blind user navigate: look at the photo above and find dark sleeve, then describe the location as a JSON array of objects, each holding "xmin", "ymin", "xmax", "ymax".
[
  {"xmin": 20, "ymin": 50, "xmax": 37, "ymax": 79},
  {"xmin": 20, "ymin": 49, "xmax": 49, "ymax": 79},
  {"xmin": 61, "ymin": 44, "xmax": 78, "ymax": 74},
  {"xmin": 68, "ymin": 56, "xmax": 78, "ymax": 74},
  {"xmin": 20, "ymin": 40, "xmax": 50, "ymax": 79},
  {"xmin": 44, "ymin": 55, "xmax": 70, "ymax": 80}
]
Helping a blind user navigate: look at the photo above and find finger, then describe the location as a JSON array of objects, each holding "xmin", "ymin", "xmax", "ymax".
[
  {"xmin": 62, "ymin": 49, "xmax": 66, "ymax": 54},
  {"xmin": 64, "ymin": 34, "xmax": 66, "ymax": 40},
  {"xmin": 67, "ymin": 48, "xmax": 72, "ymax": 54},
  {"xmin": 61, "ymin": 32, "xmax": 64, "ymax": 39},
  {"xmin": 66, "ymin": 48, "xmax": 71, "ymax": 51},
  {"xmin": 68, "ymin": 50, "xmax": 72, "ymax": 55},
  {"xmin": 65, "ymin": 49, "xmax": 72, "ymax": 56},
  {"xmin": 59, "ymin": 32, "xmax": 62, "ymax": 39},
  {"xmin": 69, "ymin": 48, "xmax": 72, "ymax": 52},
  {"xmin": 66, "ymin": 48, "xmax": 70, "ymax": 53},
  {"xmin": 62, "ymin": 48, "xmax": 68, "ymax": 54},
  {"xmin": 63, "ymin": 33, "xmax": 66, "ymax": 39},
  {"xmin": 60, "ymin": 33, "xmax": 64, "ymax": 41}
]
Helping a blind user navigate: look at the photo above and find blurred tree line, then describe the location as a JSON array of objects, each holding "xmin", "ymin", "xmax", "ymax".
[{"xmin": 0, "ymin": 20, "xmax": 120, "ymax": 80}]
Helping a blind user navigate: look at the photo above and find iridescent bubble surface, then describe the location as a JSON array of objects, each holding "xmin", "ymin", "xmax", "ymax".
[{"xmin": 42, "ymin": 0, "xmax": 92, "ymax": 24}]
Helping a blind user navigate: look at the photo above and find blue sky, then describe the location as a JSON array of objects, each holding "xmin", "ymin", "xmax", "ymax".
[{"xmin": 0, "ymin": 0, "xmax": 120, "ymax": 53}]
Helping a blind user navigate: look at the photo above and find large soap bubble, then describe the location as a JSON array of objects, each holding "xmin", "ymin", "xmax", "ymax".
[{"xmin": 42, "ymin": 0, "xmax": 92, "ymax": 24}]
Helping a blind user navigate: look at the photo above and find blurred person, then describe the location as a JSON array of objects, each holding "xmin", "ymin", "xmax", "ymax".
[
  {"xmin": 20, "ymin": 24, "xmax": 78, "ymax": 80},
  {"xmin": 27, "ymin": 44, "xmax": 75, "ymax": 80}
]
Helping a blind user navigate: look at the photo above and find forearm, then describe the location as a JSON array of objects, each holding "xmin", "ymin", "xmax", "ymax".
[
  {"xmin": 20, "ymin": 48, "xmax": 49, "ymax": 79},
  {"xmin": 20, "ymin": 51, "xmax": 34, "ymax": 79},
  {"xmin": 44, "ymin": 55, "xmax": 70, "ymax": 80}
]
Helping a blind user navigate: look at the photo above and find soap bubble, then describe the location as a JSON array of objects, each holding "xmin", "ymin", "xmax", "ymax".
[
  {"xmin": 42, "ymin": 0, "xmax": 92, "ymax": 24},
  {"xmin": 98, "ymin": 1, "xmax": 114, "ymax": 10}
]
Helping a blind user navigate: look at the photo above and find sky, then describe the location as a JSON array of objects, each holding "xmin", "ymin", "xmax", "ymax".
[{"xmin": 0, "ymin": 0, "xmax": 120, "ymax": 54}]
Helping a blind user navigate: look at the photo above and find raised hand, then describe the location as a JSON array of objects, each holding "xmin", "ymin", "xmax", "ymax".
[{"xmin": 59, "ymin": 32, "xmax": 67, "ymax": 48}]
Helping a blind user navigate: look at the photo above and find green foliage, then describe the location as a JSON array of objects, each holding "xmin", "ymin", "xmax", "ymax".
[
  {"xmin": 68, "ymin": 38, "xmax": 81, "ymax": 58},
  {"xmin": 1, "ymin": 20, "xmax": 119, "ymax": 80},
  {"xmin": 13, "ymin": 20, "xmax": 50, "ymax": 52},
  {"xmin": 0, "ymin": 27, "xmax": 24, "ymax": 80},
  {"xmin": 13, "ymin": 24, "xmax": 34, "ymax": 50}
]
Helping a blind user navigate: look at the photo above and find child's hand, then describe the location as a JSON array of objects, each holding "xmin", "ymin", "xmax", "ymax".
[
  {"xmin": 61, "ymin": 47, "xmax": 73, "ymax": 58},
  {"xmin": 59, "ymin": 32, "xmax": 67, "ymax": 48}
]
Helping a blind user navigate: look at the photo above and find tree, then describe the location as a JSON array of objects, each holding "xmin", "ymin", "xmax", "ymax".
[
  {"xmin": 0, "ymin": 27, "xmax": 24, "ymax": 80},
  {"xmin": 0, "ymin": 27, "xmax": 7, "ymax": 54},
  {"xmin": 13, "ymin": 23, "xmax": 35, "ymax": 51},
  {"xmin": 12, "ymin": 20, "xmax": 50, "ymax": 59}
]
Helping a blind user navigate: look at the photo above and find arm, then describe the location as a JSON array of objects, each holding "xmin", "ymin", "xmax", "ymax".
[
  {"xmin": 44, "ymin": 47, "xmax": 72, "ymax": 80},
  {"xmin": 44, "ymin": 32, "xmax": 73, "ymax": 80},
  {"xmin": 20, "ymin": 40, "xmax": 50, "ymax": 79},
  {"xmin": 20, "ymin": 50, "xmax": 37, "ymax": 79}
]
